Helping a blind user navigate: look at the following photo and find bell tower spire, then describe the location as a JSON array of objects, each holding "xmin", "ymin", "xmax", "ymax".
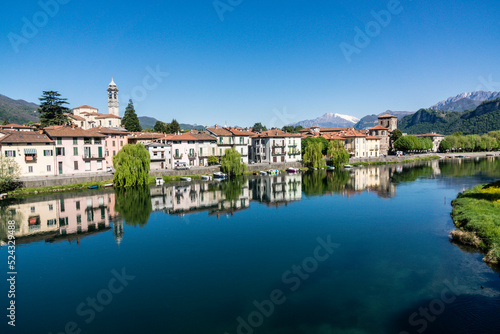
[{"xmin": 107, "ymin": 77, "xmax": 119, "ymax": 116}]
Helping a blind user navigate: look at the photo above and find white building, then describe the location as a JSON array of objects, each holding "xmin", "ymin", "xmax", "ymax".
[
  {"xmin": 250, "ymin": 129, "xmax": 302, "ymax": 163},
  {"xmin": 206, "ymin": 126, "xmax": 253, "ymax": 163}
]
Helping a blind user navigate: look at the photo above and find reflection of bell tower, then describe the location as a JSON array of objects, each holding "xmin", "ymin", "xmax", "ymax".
[
  {"xmin": 107, "ymin": 78, "xmax": 119, "ymax": 116},
  {"xmin": 113, "ymin": 217, "xmax": 124, "ymax": 246}
]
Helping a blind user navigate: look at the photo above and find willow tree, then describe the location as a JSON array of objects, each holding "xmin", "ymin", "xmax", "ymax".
[
  {"xmin": 113, "ymin": 144, "xmax": 150, "ymax": 187},
  {"xmin": 114, "ymin": 186, "xmax": 152, "ymax": 227},
  {"xmin": 303, "ymin": 142, "xmax": 324, "ymax": 168},
  {"xmin": 221, "ymin": 148, "xmax": 247, "ymax": 178},
  {"xmin": 326, "ymin": 140, "xmax": 350, "ymax": 168}
]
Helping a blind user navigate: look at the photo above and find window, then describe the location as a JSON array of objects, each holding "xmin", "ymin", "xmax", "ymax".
[
  {"xmin": 112, "ymin": 141, "xmax": 116, "ymax": 147},
  {"xmin": 48, "ymin": 204, "xmax": 53, "ymax": 211},
  {"xmin": 240, "ymin": 137, "xmax": 244, "ymax": 144},
  {"xmin": 47, "ymin": 165, "xmax": 51, "ymax": 172},
  {"xmin": 57, "ymin": 138, "xmax": 62, "ymax": 145},
  {"xmin": 5, "ymin": 150, "xmax": 15, "ymax": 157},
  {"xmin": 229, "ymin": 137, "xmax": 232, "ymax": 144},
  {"xmin": 60, "ymin": 199, "xmax": 65, "ymax": 212},
  {"xmin": 109, "ymin": 121, "xmax": 112, "ymax": 126},
  {"xmin": 73, "ymin": 147, "xmax": 78, "ymax": 156},
  {"xmin": 47, "ymin": 219, "xmax": 56, "ymax": 226},
  {"xmin": 76, "ymin": 201, "xmax": 80, "ymax": 210},
  {"xmin": 97, "ymin": 160, "xmax": 103, "ymax": 170},
  {"xmin": 59, "ymin": 217, "xmax": 68, "ymax": 226},
  {"xmin": 84, "ymin": 138, "xmax": 91, "ymax": 144},
  {"xmin": 212, "ymin": 148, "xmax": 215, "ymax": 155},
  {"xmin": 120, "ymin": 141, "xmax": 123, "ymax": 146},
  {"xmin": 219, "ymin": 137, "xmax": 223, "ymax": 144},
  {"xmin": 74, "ymin": 161, "xmax": 78, "ymax": 170},
  {"xmin": 95, "ymin": 138, "xmax": 102, "ymax": 144},
  {"xmin": 241, "ymin": 148, "xmax": 244, "ymax": 155},
  {"xmin": 77, "ymin": 215, "xmax": 81, "ymax": 224},
  {"xmin": 200, "ymin": 148, "xmax": 203, "ymax": 156},
  {"xmin": 28, "ymin": 166, "xmax": 33, "ymax": 173},
  {"xmin": 113, "ymin": 151, "xmax": 116, "ymax": 156},
  {"xmin": 43, "ymin": 150, "xmax": 53, "ymax": 156},
  {"xmin": 73, "ymin": 138, "xmax": 78, "ymax": 145},
  {"xmin": 85, "ymin": 161, "xmax": 91, "ymax": 171},
  {"xmin": 30, "ymin": 206, "xmax": 35, "ymax": 213},
  {"xmin": 56, "ymin": 147, "xmax": 65, "ymax": 156}
]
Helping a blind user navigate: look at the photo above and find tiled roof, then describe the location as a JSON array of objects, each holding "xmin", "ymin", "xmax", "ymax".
[
  {"xmin": 225, "ymin": 127, "xmax": 253, "ymax": 136},
  {"xmin": 65, "ymin": 113, "xmax": 86, "ymax": 121},
  {"xmin": 252, "ymin": 129, "xmax": 302, "ymax": 138},
  {"xmin": 45, "ymin": 126, "xmax": 106, "ymax": 138},
  {"xmin": 0, "ymin": 131, "xmax": 53, "ymax": 143},
  {"xmin": 95, "ymin": 114, "xmax": 121, "ymax": 119},
  {"xmin": 160, "ymin": 133, "xmax": 197, "ymax": 141},
  {"xmin": 0, "ymin": 123, "xmax": 36, "ymax": 130},
  {"xmin": 128, "ymin": 132, "xmax": 165, "ymax": 139},
  {"xmin": 415, "ymin": 133, "xmax": 445, "ymax": 137},
  {"xmin": 87, "ymin": 127, "xmax": 130, "ymax": 135},
  {"xmin": 207, "ymin": 127, "xmax": 233, "ymax": 136},
  {"xmin": 369, "ymin": 125, "xmax": 389, "ymax": 130},
  {"xmin": 343, "ymin": 131, "xmax": 367, "ymax": 138},
  {"xmin": 378, "ymin": 114, "xmax": 397, "ymax": 118},
  {"xmin": 191, "ymin": 133, "xmax": 217, "ymax": 141},
  {"xmin": 81, "ymin": 112, "xmax": 104, "ymax": 117},
  {"xmin": 366, "ymin": 136, "xmax": 382, "ymax": 140},
  {"xmin": 74, "ymin": 105, "xmax": 98, "ymax": 110}
]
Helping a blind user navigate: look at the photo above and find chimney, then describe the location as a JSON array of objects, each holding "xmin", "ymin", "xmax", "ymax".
[
  {"xmin": 71, "ymin": 123, "xmax": 75, "ymax": 129},
  {"xmin": 39, "ymin": 130, "xmax": 43, "ymax": 134},
  {"xmin": 215, "ymin": 124, "xmax": 218, "ymax": 129}
]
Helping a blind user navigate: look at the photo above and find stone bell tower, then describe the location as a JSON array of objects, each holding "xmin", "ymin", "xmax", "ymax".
[{"xmin": 107, "ymin": 77, "xmax": 119, "ymax": 116}]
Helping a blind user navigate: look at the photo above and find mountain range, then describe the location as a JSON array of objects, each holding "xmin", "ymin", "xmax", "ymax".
[
  {"xmin": 0, "ymin": 94, "xmax": 40, "ymax": 124},
  {"xmin": 138, "ymin": 116, "xmax": 205, "ymax": 132},
  {"xmin": 292, "ymin": 113, "xmax": 360, "ymax": 128},
  {"xmin": 398, "ymin": 98, "xmax": 500, "ymax": 135},
  {"xmin": 430, "ymin": 91, "xmax": 500, "ymax": 112},
  {"xmin": 354, "ymin": 111, "xmax": 415, "ymax": 130}
]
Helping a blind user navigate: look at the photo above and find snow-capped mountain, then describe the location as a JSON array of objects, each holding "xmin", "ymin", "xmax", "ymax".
[
  {"xmin": 292, "ymin": 113, "xmax": 360, "ymax": 128},
  {"xmin": 430, "ymin": 91, "xmax": 500, "ymax": 112}
]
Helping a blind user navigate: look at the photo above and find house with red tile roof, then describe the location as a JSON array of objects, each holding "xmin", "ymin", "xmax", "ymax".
[
  {"xmin": 0, "ymin": 123, "xmax": 36, "ymax": 132},
  {"xmin": 206, "ymin": 125, "xmax": 253, "ymax": 163},
  {"xmin": 44, "ymin": 125, "xmax": 107, "ymax": 175},
  {"xmin": 156, "ymin": 132, "xmax": 218, "ymax": 168},
  {"xmin": 0, "ymin": 130, "xmax": 55, "ymax": 176},
  {"xmin": 249, "ymin": 129, "xmax": 302, "ymax": 163},
  {"xmin": 70, "ymin": 105, "xmax": 123, "ymax": 130}
]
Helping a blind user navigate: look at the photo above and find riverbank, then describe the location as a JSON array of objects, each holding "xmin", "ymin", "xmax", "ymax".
[
  {"xmin": 354, "ymin": 155, "xmax": 441, "ymax": 166},
  {"xmin": 450, "ymin": 181, "xmax": 500, "ymax": 265}
]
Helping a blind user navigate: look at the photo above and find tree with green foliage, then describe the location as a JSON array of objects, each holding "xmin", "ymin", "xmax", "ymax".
[
  {"xmin": 252, "ymin": 122, "xmax": 267, "ymax": 133},
  {"xmin": 113, "ymin": 144, "xmax": 150, "ymax": 187},
  {"xmin": 221, "ymin": 149, "xmax": 247, "ymax": 178},
  {"xmin": 302, "ymin": 137, "xmax": 329, "ymax": 156},
  {"xmin": 0, "ymin": 155, "xmax": 21, "ymax": 193},
  {"xmin": 282, "ymin": 125, "xmax": 303, "ymax": 133},
  {"xmin": 153, "ymin": 121, "xmax": 168, "ymax": 133},
  {"xmin": 303, "ymin": 142, "xmax": 325, "ymax": 168},
  {"xmin": 439, "ymin": 139, "xmax": 451, "ymax": 152},
  {"xmin": 393, "ymin": 136, "xmax": 413, "ymax": 152},
  {"xmin": 326, "ymin": 140, "xmax": 350, "ymax": 168},
  {"xmin": 114, "ymin": 187, "xmax": 152, "ymax": 227},
  {"xmin": 207, "ymin": 156, "xmax": 219, "ymax": 165},
  {"xmin": 391, "ymin": 129, "xmax": 403, "ymax": 142},
  {"xmin": 166, "ymin": 119, "xmax": 181, "ymax": 134},
  {"xmin": 37, "ymin": 91, "xmax": 70, "ymax": 126},
  {"xmin": 121, "ymin": 100, "xmax": 142, "ymax": 132},
  {"xmin": 1, "ymin": 119, "xmax": 8, "ymax": 125}
]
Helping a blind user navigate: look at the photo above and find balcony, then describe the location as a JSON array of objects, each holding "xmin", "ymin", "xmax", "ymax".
[
  {"xmin": 188, "ymin": 153, "xmax": 197, "ymax": 159},
  {"xmin": 288, "ymin": 150, "xmax": 301, "ymax": 156},
  {"xmin": 25, "ymin": 155, "xmax": 37, "ymax": 163},
  {"xmin": 83, "ymin": 155, "xmax": 104, "ymax": 160},
  {"xmin": 174, "ymin": 154, "xmax": 183, "ymax": 159},
  {"xmin": 151, "ymin": 155, "xmax": 165, "ymax": 161},
  {"xmin": 272, "ymin": 150, "xmax": 286, "ymax": 156},
  {"xmin": 272, "ymin": 143, "xmax": 286, "ymax": 148}
]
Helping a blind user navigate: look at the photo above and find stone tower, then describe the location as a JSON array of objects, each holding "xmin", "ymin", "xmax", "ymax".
[
  {"xmin": 107, "ymin": 77, "xmax": 119, "ymax": 116},
  {"xmin": 378, "ymin": 114, "xmax": 398, "ymax": 132}
]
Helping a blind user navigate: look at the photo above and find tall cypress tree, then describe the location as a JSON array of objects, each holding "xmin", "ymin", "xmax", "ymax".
[
  {"xmin": 37, "ymin": 91, "xmax": 69, "ymax": 127},
  {"xmin": 121, "ymin": 99, "xmax": 142, "ymax": 132}
]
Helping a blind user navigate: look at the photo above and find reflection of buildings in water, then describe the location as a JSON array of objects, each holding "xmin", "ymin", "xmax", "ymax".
[
  {"xmin": 2, "ymin": 192, "xmax": 115, "ymax": 246},
  {"xmin": 346, "ymin": 166, "xmax": 397, "ymax": 198},
  {"xmin": 249, "ymin": 174, "xmax": 302, "ymax": 205}
]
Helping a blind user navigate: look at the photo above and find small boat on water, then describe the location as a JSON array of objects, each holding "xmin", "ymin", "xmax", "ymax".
[
  {"xmin": 267, "ymin": 169, "xmax": 280, "ymax": 175},
  {"xmin": 327, "ymin": 166, "xmax": 335, "ymax": 171},
  {"xmin": 88, "ymin": 185, "xmax": 99, "ymax": 190},
  {"xmin": 287, "ymin": 167, "xmax": 299, "ymax": 173},
  {"xmin": 259, "ymin": 171, "xmax": 267, "ymax": 176},
  {"xmin": 343, "ymin": 165, "xmax": 353, "ymax": 169},
  {"xmin": 456, "ymin": 155, "xmax": 464, "ymax": 158},
  {"xmin": 353, "ymin": 164, "xmax": 363, "ymax": 167},
  {"xmin": 103, "ymin": 183, "xmax": 113, "ymax": 188},
  {"xmin": 155, "ymin": 177, "xmax": 164, "ymax": 186},
  {"xmin": 180, "ymin": 177, "xmax": 192, "ymax": 182},
  {"xmin": 213, "ymin": 172, "xmax": 227, "ymax": 179},
  {"xmin": 486, "ymin": 153, "xmax": 495, "ymax": 157},
  {"xmin": 201, "ymin": 175, "xmax": 212, "ymax": 181},
  {"xmin": 0, "ymin": 193, "xmax": 8, "ymax": 200}
]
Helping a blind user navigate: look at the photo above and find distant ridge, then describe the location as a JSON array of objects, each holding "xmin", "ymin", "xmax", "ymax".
[
  {"xmin": 138, "ymin": 116, "xmax": 205, "ymax": 131},
  {"xmin": 292, "ymin": 113, "xmax": 360, "ymax": 128},
  {"xmin": 0, "ymin": 94, "xmax": 39, "ymax": 124},
  {"xmin": 354, "ymin": 111, "xmax": 414, "ymax": 130},
  {"xmin": 430, "ymin": 91, "xmax": 500, "ymax": 112}
]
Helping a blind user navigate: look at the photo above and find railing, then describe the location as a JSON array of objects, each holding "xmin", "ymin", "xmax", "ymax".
[
  {"xmin": 174, "ymin": 154, "xmax": 183, "ymax": 159},
  {"xmin": 82, "ymin": 155, "xmax": 104, "ymax": 160},
  {"xmin": 288, "ymin": 150, "xmax": 301, "ymax": 156},
  {"xmin": 272, "ymin": 150, "xmax": 286, "ymax": 156},
  {"xmin": 188, "ymin": 153, "xmax": 197, "ymax": 159},
  {"xmin": 272, "ymin": 143, "xmax": 286, "ymax": 148}
]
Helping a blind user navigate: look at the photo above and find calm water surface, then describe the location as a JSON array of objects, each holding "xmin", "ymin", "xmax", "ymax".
[{"xmin": 1, "ymin": 158, "xmax": 500, "ymax": 334}]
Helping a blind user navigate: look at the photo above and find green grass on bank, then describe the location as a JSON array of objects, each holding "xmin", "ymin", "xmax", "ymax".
[
  {"xmin": 355, "ymin": 155, "xmax": 441, "ymax": 167},
  {"xmin": 451, "ymin": 181, "xmax": 500, "ymax": 265},
  {"xmin": 161, "ymin": 175, "xmax": 203, "ymax": 182},
  {"xmin": 9, "ymin": 179, "xmax": 114, "ymax": 197}
]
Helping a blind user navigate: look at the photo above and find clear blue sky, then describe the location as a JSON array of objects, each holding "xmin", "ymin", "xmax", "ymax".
[{"xmin": 1, "ymin": 0, "xmax": 499, "ymax": 127}]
